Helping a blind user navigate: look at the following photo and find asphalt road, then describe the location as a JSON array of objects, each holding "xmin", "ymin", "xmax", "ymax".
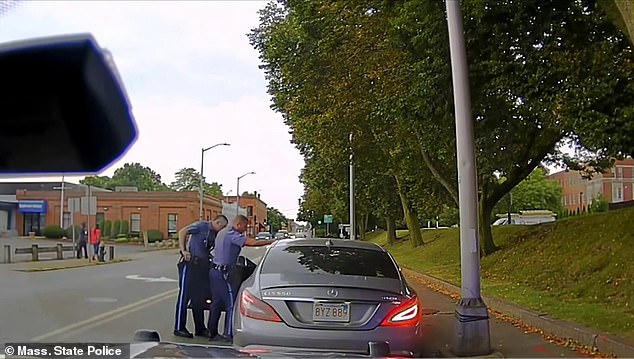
[{"xmin": 0, "ymin": 243, "xmax": 584, "ymax": 357}]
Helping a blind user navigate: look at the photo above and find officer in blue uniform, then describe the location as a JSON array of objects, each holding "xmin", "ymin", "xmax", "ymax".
[
  {"xmin": 207, "ymin": 214, "xmax": 274, "ymax": 342},
  {"xmin": 173, "ymin": 215, "xmax": 228, "ymax": 338}
]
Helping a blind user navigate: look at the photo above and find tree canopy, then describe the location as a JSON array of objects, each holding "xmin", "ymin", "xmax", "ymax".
[
  {"xmin": 251, "ymin": 0, "xmax": 634, "ymax": 254},
  {"xmin": 169, "ymin": 167, "xmax": 223, "ymax": 196}
]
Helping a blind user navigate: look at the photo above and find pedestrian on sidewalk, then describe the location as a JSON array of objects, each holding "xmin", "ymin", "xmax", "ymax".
[
  {"xmin": 76, "ymin": 223, "xmax": 88, "ymax": 259},
  {"xmin": 90, "ymin": 224, "xmax": 101, "ymax": 261}
]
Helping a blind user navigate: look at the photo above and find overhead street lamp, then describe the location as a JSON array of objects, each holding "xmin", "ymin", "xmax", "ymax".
[
  {"xmin": 236, "ymin": 171, "xmax": 256, "ymax": 217},
  {"xmin": 200, "ymin": 143, "xmax": 230, "ymax": 220}
]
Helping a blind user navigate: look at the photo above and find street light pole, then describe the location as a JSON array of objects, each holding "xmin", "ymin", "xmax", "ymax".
[
  {"xmin": 60, "ymin": 175, "xmax": 65, "ymax": 227},
  {"xmin": 349, "ymin": 133, "xmax": 356, "ymax": 240},
  {"xmin": 199, "ymin": 143, "xmax": 230, "ymax": 220},
  {"xmin": 236, "ymin": 171, "xmax": 256, "ymax": 217},
  {"xmin": 445, "ymin": 0, "xmax": 491, "ymax": 356}
]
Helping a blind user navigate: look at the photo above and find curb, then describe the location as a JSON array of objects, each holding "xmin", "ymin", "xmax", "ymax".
[
  {"xmin": 439, "ymin": 349, "xmax": 505, "ymax": 358},
  {"xmin": 13, "ymin": 258, "xmax": 133, "ymax": 272},
  {"xmin": 404, "ymin": 268, "xmax": 634, "ymax": 358}
]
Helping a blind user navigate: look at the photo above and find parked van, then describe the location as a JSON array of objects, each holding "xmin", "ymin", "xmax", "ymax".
[{"xmin": 492, "ymin": 210, "xmax": 556, "ymax": 226}]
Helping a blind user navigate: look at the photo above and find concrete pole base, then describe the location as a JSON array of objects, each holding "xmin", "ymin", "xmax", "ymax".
[{"xmin": 452, "ymin": 297, "xmax": 492, "ymax": 357}]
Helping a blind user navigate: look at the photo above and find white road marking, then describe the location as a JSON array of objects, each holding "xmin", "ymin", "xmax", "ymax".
[{"xmin": 32, "ymin": 288, "xmax": 177, "ymax": 341}]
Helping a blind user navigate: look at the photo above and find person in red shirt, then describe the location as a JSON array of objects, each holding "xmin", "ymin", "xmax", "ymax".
[{"xmin": 90, "ymin": 224, "xmax": 102, "ymax": 261}]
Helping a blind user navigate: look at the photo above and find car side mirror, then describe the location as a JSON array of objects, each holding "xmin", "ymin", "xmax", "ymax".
[{"xmin": 0, "ymin": 33, "xmax": 137, "ymax": 174}]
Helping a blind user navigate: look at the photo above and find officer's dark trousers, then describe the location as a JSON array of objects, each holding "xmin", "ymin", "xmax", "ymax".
[
  {"xmin": 174, "ymin": 259, "xmax": 209, "ymax": 333},
  {"xmin": 208, "ymin": 267, "xmax": 236, "ymax": 338},
  {"xmin": 76, "ymin": 241, "xmax": 87, "ymax": 259}
]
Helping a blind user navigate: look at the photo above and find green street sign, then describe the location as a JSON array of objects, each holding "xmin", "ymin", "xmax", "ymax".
[{"xmin": 324, "ymin": 214, "xmax": 333, "ymax": 224}]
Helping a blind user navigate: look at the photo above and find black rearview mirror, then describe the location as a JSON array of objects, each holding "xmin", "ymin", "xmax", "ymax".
[{"xmin": 0, "ymin": 33, "xmax": 137, "ymax": 174}]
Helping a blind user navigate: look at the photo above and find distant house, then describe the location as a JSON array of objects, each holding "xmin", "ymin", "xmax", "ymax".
[{"xmin": 548, "ymin": 158, "xmax": 634, "ymax": 212}]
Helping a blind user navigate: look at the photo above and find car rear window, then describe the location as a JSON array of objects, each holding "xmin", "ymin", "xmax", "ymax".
[{"xmin": 261, "ymin": 245, "xmax": 399, "ymax": 279}]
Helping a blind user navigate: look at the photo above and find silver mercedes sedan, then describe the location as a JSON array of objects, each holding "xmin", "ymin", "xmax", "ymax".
[{"xmin": 233, "ymin": 238, "xmax": 423, "ymax": 357}]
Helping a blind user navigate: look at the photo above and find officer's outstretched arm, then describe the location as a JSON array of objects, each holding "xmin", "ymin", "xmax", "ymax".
[{"xmin": 244, "ymin": 237, "xmax": 274, "ymax": 247}]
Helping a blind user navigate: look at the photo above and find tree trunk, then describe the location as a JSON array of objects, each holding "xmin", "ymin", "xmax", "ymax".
[
  {"xmin": 478, "ymin": 194, "xmax": 498, "ymax": 255},
  {"xmin": 358, "ymin": 213, "xmax": 369, "ymax": 241},
  {"xmin": 395, "ymin": 176, "xmax": 424, "ymax": 247},
  {"xmin": 386, "ymin": 217, "xmax": 396, "ymax": 245}
]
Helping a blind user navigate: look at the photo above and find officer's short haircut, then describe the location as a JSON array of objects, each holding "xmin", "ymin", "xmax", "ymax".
[
  {"xmin": 235, "ymin": 214, "xmax": 248, "ymax": 225},
  {"xmin": 214, "ymin": 214, "xmax": 228, "ymax": 226}
]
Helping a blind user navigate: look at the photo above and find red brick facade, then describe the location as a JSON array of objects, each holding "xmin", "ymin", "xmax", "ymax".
[
  {"xmin": 548, "ymin": 158, "xmax": 634, "ymax": 212},
  {"xmin": 224, "ymin": 193, "xmax": 268, "ymax": 236},
  {"xmin": 15, "ymin": 189, "xmax": 223, "ymax": 237}
]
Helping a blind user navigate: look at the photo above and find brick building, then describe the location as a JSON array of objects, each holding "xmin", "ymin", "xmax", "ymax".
[
  {"xmin": 548, "ymin": 158, "xmax": 634, "ymax": 212},
  {"xmin": 224, "ymin": 191, "xmax": 267, "ymax": 237},
  {"xmin": 13, "ymin": 186, "xmax": 223, "ymax": 237}
]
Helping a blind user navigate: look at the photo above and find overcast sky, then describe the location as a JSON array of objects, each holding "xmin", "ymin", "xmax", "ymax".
[{"xmin": 0, "ymin": 1, "xmax": 305, "ymax": 219}]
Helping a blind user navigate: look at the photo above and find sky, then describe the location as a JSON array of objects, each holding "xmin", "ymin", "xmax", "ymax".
[{"xmin": 0, "ymin": 0, "xmax": 306, "ymax": 219}]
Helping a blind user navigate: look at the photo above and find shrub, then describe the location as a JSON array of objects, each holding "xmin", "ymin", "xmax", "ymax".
[
  {"xmin": 120, "ymin": 220, "xmax": 129, "ymax": 235},
  {"xmin": 112, "ymin": 220, "xmax": 121, "ymax": 237},
  {"xmin": 147, "ymin": 229, "xmax": 163, "ymax": 243},
  {"xmin": 103, "ymin": 220, "xmax": 112, "ymax": 237},
  {"xmin": 43, "ymin": 225, "xmax": 66, "ymax": 239},
  {"xmin": 115, "ymin": 237, "xmax": 129, "ymax": 243},
  {"xmin": 590, "ymin": 194, "xmax": 609, "ymax": 213},
  {"xmin": 64, "ymin": 225, "xmax": 82, "ymax": 240}
]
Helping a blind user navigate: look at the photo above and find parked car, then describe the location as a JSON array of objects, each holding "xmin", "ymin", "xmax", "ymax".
[
  {"xmin": 493, "ymin": 210, "xmax": 556, "ymax": 226},
  {"xmin": 274, "ymin": 232, "xmax": 287, "ymax": 240},
  {"xmin": 256, "ymin": 232, "xmax": 273, "ymax": 240},
  {"xmin": 232, "ymin": 238, "xmax": 422, "ymax": 357}
]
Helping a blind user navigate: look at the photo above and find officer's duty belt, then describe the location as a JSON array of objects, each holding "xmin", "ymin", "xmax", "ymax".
[{"xmin": 211, "ymin": 264, "xmax": 230, "ymax": 272}]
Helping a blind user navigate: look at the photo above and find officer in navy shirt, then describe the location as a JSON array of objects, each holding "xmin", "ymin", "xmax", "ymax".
[
  {"xmin": 173, "ymin": 215, "xmax": 228, "ymax": 339},
  {"xmin": 207, "ymin": 214, "xmax": 273, "ymax": 342}
]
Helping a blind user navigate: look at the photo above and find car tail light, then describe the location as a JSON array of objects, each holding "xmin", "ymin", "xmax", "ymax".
[
  {"xmin": 380, "ymin": 296, "xmax": 420, "ymax": 327},
  {"xmin": 240, "ymin": 290, "xmax": 282, "ymax": 322}
]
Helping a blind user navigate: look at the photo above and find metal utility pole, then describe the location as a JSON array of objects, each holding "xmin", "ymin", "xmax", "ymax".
[
  {"xmin": 60, "ymin": 175, "xmax": 65, "ymax": 227},
  {"xmin": 199, "ymin": 143, "xmax": 230, "ymax": 220},
  {"xmin": 237, "ymin": 171, "xmax": 255, "ymax": 217},
  {"xmin": 445, "ymin": 0, "xmax": 491, "ymax": 356},
  {"xmin": 349, "ymin": 133, "xmax": 356, "ymax": 240},
  {"xmin": 507, "ymin": 191, "xmax": 513, "ymax": 224}
]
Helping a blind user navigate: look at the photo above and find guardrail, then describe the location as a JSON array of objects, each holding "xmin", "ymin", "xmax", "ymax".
[{"xmin": 3, "ymin": 244, "xmax": 115, "ymax": 263}]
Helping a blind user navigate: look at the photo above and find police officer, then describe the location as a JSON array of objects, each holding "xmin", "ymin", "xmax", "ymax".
[
  {"xmin": 173, "ymin": 215, "xmax": 228, "ymax": 338},
  {"xmin": 207, "ymin": 214, "xmax": 274, "ymax": 342}
]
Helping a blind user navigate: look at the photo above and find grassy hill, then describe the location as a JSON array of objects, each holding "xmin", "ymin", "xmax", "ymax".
[{"xmin": 367, "ymin": 207, "xmax": 634, "ymax": 342}]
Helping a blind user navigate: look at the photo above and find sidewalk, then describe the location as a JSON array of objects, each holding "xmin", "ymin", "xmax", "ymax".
[
  {"xmin": 404, "ymin": 268, "xmax": 634, "ymax": 358},
  {"xmin": 7, "ymin": 257, "xmax": 132, "ymax": 272}
]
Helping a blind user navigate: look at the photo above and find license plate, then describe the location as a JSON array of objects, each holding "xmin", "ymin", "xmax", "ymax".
[{"xmin": 312, "ymin": 301, "xmax": 350, "ymax": 322}]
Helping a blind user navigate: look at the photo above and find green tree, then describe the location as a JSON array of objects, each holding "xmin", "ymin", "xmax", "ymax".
[
  {"xmin": 80, "ymin": 175, "xmax": 113, "ymax": 190},
  {"xmin": 388, "ymin": 0, "xmax": 634, "ymax": 253},
  {"xmin": 267, "ymin": 207, "xmax": 288, "ymax": 233},
  {"xmin": 110, "ymin": 163, "xmax": 169, "ymax": 191},
  {"xmin": 251, "ymin": 0, "xmax": 634, "ymax": 255},
  {"xmin": 169, "ymin": 167, "xmax": 223, "ymax": 196},
  {"xmin": 494, "ymin": 168, "xmax": 564, "ymax": 215}
]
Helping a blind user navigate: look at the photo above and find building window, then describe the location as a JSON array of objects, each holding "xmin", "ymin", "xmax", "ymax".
[
  {"xmin": 62, "ymin": 212, "xmax": 71, "ymax": 229},
  {"xmin": 96, "ymin": 212, "xmax": 105, "ymax": 226},
  {"xmin": 130, "ymin": 213, "xmax": 141, "ymax": 233},
  {"xmin": 247, "ymin": 206, "xmax": 253, "ymax": 217},
  {"xmin": 168, "ymin": 214, "xmax": 178, "ymax": 237}
]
